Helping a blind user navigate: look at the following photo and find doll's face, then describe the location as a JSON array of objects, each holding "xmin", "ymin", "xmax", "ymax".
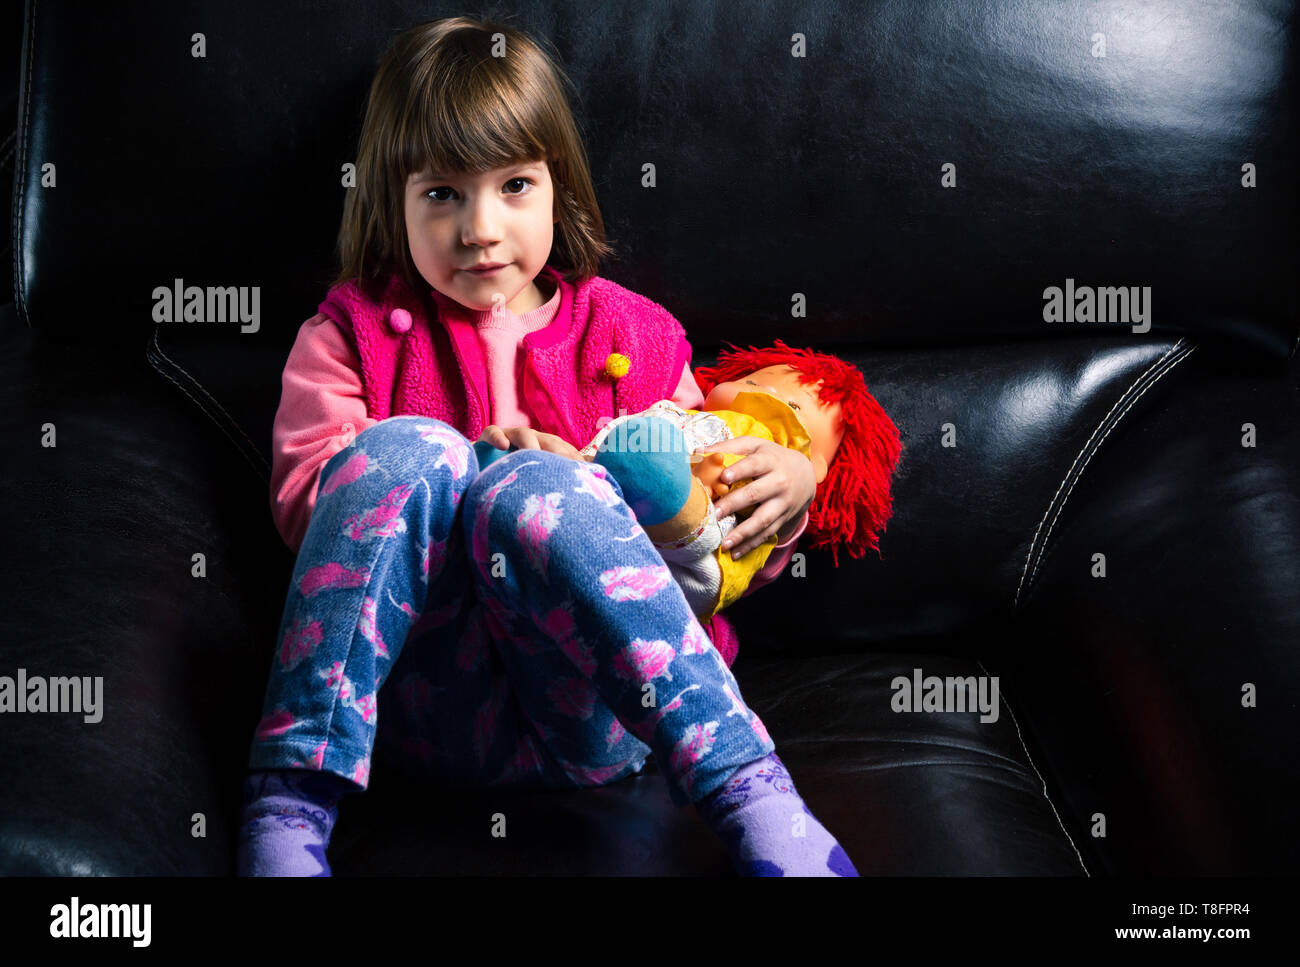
[
  {"xmin": 704, "ymin": 365, "xmax": 844, "ymax": 483},
  {"xmin": 404, "ymin": 160, "xmax": 560, "ymax": 315}
]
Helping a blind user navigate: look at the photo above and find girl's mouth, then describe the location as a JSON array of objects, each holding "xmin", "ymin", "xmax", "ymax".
[{"xmin": 464, "ymin": 264, "xmax": 508, "ymax": 277}]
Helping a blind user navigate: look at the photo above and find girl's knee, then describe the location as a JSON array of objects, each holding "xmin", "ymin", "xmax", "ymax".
[
  {"xmin": 329, "ymin": 417, "xmax": 476, "ymax": 479},
  {"xmin": 462, "ymin": 449, "xmax": 578, "ymax": 530},
  {"xmin": 502, "ymin": 447, "xmax": 575, "ymax": 474},
  {"xmin": 354, "ymin": 415, "xmax": 461, "ymax": 451},
  {"xmin": 466, "ymin": 448, "xmax": 573, "ymax": 497},
  {"xmin": 315, "ymin": 419, "xmax": 479, "ymax": 517},
  {"xmin": 323, "ymin": 417, "xmax": 412, "ymax": 470}
]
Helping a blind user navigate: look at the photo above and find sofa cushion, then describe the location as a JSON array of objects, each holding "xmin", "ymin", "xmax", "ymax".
[{"xmin": 332, "ymin": 653, "xmax": 1088, "ymax": 876}]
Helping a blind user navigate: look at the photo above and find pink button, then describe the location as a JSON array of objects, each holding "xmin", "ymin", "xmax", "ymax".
[{"xmin": 389, "ymin": 308, "xmax": 412, "ymax": 333}]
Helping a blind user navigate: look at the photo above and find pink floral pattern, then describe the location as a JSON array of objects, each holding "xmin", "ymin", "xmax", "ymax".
[
  {"xmin": 547, "ymin": 676, "xmax": 598, "ymax": 719},
  {"xmin": 423, "ymin": 536, "xmax": 448, "ymax": 584},
  {"xmin": 646, "ymin": 684, "xmax": 703, "ymax": 730},
  {"xmin": 599, "ymin": 564, "xmax": 673, "ymax": 601},
  {"xmin": 555, "ymin": 756, "xmax": 634, "ymax": 786},
  {"xmin": 316, "ymin": 660, "xmax": 375, "ymax": 724},
  {"xmin": 300, "ymin": 562, "xmax": 370, "ymax": 598},
  {"xmin": 556, "ymin": 631, "xmax": 597, "ymax": 679},
  {"xmin": 669, "ymin": 720, "xmax": 720, "ymax": 795},
  {"xmin": 254, "ymin": 708, "xmax": 296, "ymax": 739},
  {"xmin": 530, "ymin": 601, "xmax": 598, "ymax": 677},
  {"xmin": 319, "ymin": 452, "xmax": 369, "ymax": 497},
  {"xmin": 471, "ymin": 465, "xmax": 527, "ymax": 582},
  {"xmin": 352, "ymin": 756, "xmax": 371, "ymax": 787},
  {"xmin": 416, "ymin": 422, "xmax": 473, "ymax": 479},
  {"xmin": 279, "ymin": 619, "xmax": 323, "ymax": 672},
  {"xmin": 357, "ymin": 595, "xmax": 389, "ymax": 658},
  {"xmin": 613, "ymin": 638, "xmax": 677, "ymax": 682},
  {"xmin": 679, "ymin": 619, "xmax": 712, "ymax": 658},
  {"xmin": 721, "ymin": 683, "xmax": 749, "ymax": 720},
  {"xmin": 516, "ymin": 491, "xmax": 564, "ymax": 576},
  {"xmin": 571, "ymin": 462, "xmax": 621, "ymax": 507},
  {"xmin": 342, "ymin": 484, "xmax": 411, "ymax": 540},
  {"xmin": 605, "ymin": 718, "xmax": 626, "ymax": 750}
]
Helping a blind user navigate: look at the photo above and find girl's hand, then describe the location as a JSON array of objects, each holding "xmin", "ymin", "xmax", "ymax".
[
  {"xmin": 694, "ymin": 437, "xmax": 815, "ymax": 558},
  {"xmin": 478, "ymin": 425, "xmax": 585, "ymax": 461}
]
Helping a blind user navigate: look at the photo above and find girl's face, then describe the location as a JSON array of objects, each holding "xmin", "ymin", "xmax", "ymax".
[{"xmin": 404, "ymin": 160, "xmax": 559, "ymax": 315}]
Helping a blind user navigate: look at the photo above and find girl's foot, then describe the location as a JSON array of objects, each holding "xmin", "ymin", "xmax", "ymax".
[
  {"xmin": 694, "ymin": 752, "xmax": 859, "ymax": 876},
  {"xmin": 236, "ymin": 769, "xmax": 349, "ymax": 876}
]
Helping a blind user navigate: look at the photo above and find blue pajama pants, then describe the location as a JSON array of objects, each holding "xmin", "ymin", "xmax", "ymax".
[{"xmin": 247, "ymin": 416, "xmax": 775, "ymax": 808}]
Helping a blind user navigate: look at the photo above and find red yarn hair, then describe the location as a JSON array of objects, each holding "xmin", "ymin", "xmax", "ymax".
[{"xmin": 694, "ymin": 339, "xmax": 903, "ymax": 567}]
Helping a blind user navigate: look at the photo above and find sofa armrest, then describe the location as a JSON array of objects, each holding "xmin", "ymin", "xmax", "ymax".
[
  {"xmin": 0, "ymin": 324, "xmax": 292, "ymax": 874},
  {"xmin": 1003, "ymin": 341, "xmax": 1300, "ymax": 873}
]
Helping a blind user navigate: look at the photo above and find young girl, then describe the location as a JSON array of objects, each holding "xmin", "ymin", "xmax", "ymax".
[{"xmin": 237, "ymin": 15, "xmax": 857, "ymax": 878}]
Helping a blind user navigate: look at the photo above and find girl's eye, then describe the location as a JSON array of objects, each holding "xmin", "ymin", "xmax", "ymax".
[{"xmin": 424, "ymin": 177, "xmax": 532, "ymax": 203}]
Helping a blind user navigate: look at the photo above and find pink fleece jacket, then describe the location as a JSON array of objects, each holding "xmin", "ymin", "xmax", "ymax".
[{"xmin": 270, "ymin": 266, "xmax": 808, "ymax": 662}]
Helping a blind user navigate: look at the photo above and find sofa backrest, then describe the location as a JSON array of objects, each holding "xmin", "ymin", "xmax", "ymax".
[{"xmin": 11, "ymin": 0, "xmax": 1297, "ymax": 356}]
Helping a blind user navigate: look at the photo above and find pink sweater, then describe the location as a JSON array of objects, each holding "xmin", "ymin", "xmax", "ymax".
[{"xmin": 269, "ymin": 285, "xmax": 808, "ymax": 590}]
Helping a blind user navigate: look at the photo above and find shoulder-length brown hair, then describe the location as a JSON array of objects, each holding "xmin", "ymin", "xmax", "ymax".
[{"xmin": 332, "ymin": 16, "xmax": 613, "ymax": 302}]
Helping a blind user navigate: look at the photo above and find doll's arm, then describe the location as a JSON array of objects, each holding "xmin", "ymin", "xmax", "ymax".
[{"xmin": 692, "ymin": 451, "xmax": 732, "ymax": 499}]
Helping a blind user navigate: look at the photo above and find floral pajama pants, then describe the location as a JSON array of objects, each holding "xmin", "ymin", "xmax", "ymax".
[{"xmin": 247, "ymin": 416, "xmax": 775, "ymax": 808}]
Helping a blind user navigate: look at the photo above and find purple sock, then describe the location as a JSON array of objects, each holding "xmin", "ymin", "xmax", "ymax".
[
  {"xmin": 236, "ymin": 769, "xmax": 350, "ymax": 877},
  {"xmin": 694, "ymin": 752, "xmax": 859, "ymax": 877}
]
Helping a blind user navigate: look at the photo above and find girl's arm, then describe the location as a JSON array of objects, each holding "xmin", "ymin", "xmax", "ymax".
[{"xmin": 270, "ymin": 314, "xmax": 379, "ymax": 553}]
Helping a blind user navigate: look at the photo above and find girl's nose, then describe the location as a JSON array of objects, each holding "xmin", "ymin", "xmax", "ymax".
[
  {"xmin": 462, "ymin": 201, "xmax": 501, "ymax": 246},
  {"xmin": 462, "ymin": 220, "xmax": 500, "ymax": 247}
]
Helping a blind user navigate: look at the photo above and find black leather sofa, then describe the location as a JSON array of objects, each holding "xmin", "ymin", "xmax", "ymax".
[{"xmin": 2, "ymin": 0, "xmax": 1296, "ymax": 876}]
